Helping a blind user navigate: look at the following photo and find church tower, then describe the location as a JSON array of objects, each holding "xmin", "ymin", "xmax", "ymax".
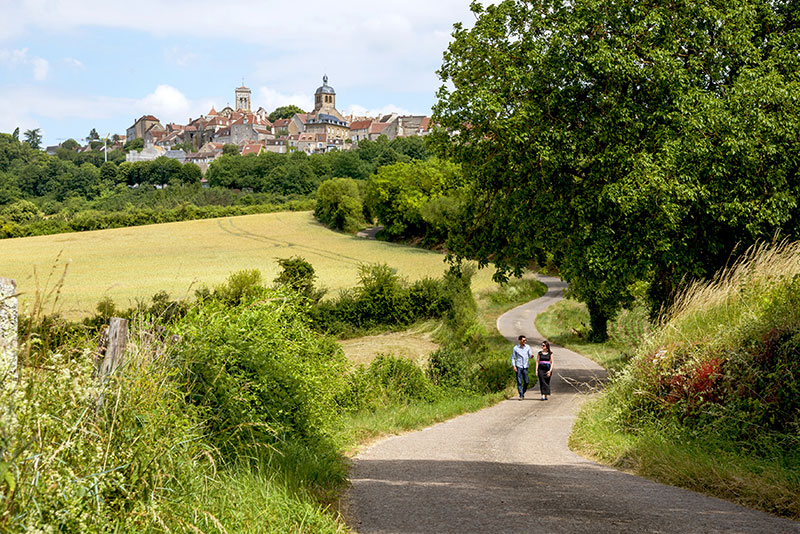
[
  {"xmin": 314, "ymin": 75, "xmax": 336, "ymax": 115},
  {"xmin": 235, "ymin": 85, "xmax": 251, "ymax": 112}
]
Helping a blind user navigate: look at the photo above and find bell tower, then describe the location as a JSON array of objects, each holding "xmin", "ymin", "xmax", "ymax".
[
  {"xmin": 314, "ymin": 75, "xmax": 336, "ymax": 114},
  {"xmin": 235, "ymin": 85, "xmax": 251, "ymax": 112}
]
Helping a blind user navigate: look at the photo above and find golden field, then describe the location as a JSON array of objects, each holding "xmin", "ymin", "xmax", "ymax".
[{"xmin": 0, "ymin": 211, "xmax": 498, "ymax": 318}]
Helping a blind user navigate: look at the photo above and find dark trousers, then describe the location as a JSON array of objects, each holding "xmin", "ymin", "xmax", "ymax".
[
  {"xmin": 538, "ymin": 366, "xmax": 551, "ymax": 396},
  {"xmin": 516, "ymin": 367, "xmax": 529, "ymax": 397}
]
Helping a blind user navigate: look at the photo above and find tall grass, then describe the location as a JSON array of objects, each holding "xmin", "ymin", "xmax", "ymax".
[
  {"xmin": 573, "ymin": 240, "xmax": 800, "ymax": 518},
  {"xmin": 1, "ymin": 262, "xmax": 545, "ymax": 532}
]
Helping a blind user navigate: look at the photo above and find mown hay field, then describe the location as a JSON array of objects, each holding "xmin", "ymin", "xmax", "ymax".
[{"xmin": 0, "ymin": 211, "xmax": 498, "ymax": 319}]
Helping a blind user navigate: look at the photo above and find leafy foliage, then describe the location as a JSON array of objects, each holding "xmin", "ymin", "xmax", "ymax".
[
  {"xmin": 432, "ymin": 0, "xmax": 800, "ymax": 340},
  {"xmin": 273, "ymin": 256, "xmax": 325, "ymax": 302},
  {"xmin": 268, "ymin": 105, "xmax": 306, "ymax": 122},
  {"xmin": 314, "ymin": 177, "xmax": 367, "ymax": 233},
  {"xmin": 364, "ymin": 158, "xmax": 461, "ymax": 242}
]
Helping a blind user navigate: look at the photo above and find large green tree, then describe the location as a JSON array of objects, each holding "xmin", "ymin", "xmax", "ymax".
[
  {"xmin": 433, "ymin": 0, "xmax": 800, "ymax": 340},
  {"xmin": 268, "ymin": 105, "xmax": 306, "ymax": 122}
]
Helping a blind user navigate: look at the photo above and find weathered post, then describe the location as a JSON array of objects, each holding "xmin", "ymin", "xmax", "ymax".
[
  {"xmin": 95, "ymin": 317, "xmax": 128, "ymax": 409},
  {"xmin": 96, "ymin": 317, "xmax": 128, "ymax": 379},
  {"xmin": 0, "ymin": 277, "xmax": 18, "ymax": 386}
]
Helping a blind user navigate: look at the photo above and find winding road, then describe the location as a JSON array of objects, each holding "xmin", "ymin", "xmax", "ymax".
[{"xmin": 345, "ymin": 276, "xmax": 799, "ymax": 533}]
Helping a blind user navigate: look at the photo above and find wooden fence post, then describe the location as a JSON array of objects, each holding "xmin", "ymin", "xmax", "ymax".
[
  {"xmin": 95, "ymin": 317, "xmax": 128, "ymax": 409},
  {"xmin": 0, "ymin": 277, "xmax": 18, "ymax": 387}
]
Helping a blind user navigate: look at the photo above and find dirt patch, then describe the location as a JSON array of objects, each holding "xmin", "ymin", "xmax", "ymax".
[{"xmin": 339, "ymin": 328, "xmax": 439, "ymax": 367}]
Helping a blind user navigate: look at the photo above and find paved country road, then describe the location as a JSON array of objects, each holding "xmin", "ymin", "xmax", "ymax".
[{"xmin": 344, "ymin": 276, "xmax": 799, "ymax": 533}]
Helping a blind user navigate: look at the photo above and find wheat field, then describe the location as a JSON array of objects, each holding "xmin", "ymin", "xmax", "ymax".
[{"xmin": 0, "ymin": 211, "xmax": 498, "ymax": 318}]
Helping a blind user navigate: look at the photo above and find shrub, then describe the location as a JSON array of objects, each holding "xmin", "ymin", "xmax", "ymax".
[
  {"xmin": 0, "ymin": 325, "xmax": 213, "ymax": 532},
  {"xmin": 171, "ymin": 290, "xmax": 349, "ymax": 456},
  {"xmin": 209, "ymin": 269, "xmax": 265, "ymax": 306},
  {"xmin": 274, "ymin": 256, "xmax": 325, "ymax": 302},
  {"xmin": 369, "ymin": 355, "xmax": 440, "ymax": 403}
]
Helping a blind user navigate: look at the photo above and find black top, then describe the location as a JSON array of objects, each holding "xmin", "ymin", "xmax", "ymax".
[{"xmin": 538, "ymin": 351, "xmax": 552, "ymax": 365}]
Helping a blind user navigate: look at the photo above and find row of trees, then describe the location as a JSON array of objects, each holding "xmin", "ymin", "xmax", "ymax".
[{"xmin": 205, "ymin": 136, "xmax": 429, "ymax": 195}]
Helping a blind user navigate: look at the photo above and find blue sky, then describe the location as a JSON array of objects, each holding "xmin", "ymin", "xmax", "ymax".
[{"xmin": 0, "ymin": 1, "xmax": 480, "ymax": 146}]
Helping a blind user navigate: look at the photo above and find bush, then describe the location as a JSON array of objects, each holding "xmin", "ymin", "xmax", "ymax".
[
  {"xmin": 370, "ymin": 355, "xmax": 440, "ymax": 403},
  {"xmin": 274, "ymin": 256, "xmax": 325, "ymax": 302},
  {"xmin": 209, "ymin": 269, "xmax": 265, "ymax": 306},
  {"xmin": 171, "ymin": 291, "xmax": 349, "ymax": 456}
]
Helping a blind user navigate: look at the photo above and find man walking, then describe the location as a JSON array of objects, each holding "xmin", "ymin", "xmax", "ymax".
[{"xmin": 511, "ymin": 335, "xmax": 532, "ymax": 400}]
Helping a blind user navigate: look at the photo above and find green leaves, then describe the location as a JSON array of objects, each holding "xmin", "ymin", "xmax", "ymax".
[{"xmin": 434, "ymin": 0, "xmax": 800, "ymax": 334}]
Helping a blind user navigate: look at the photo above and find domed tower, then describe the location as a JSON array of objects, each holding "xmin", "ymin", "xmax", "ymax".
[{"xmin": 314, "ymin": 75, "xmax": 336, "ymax": 114}]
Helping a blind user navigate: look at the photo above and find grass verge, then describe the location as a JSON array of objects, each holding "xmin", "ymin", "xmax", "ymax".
[
  {"xmin": 568, "ymin": 242, "xmax": 800, "ymax": 519},
  {"xmin": 535, "ymin": 298, "xmax": 649, "ymax": 372},
  {"xmin": 570, "ymin": 395, "xmax": 800, "ymax": 518},
  {"xmin": 339, "ymin": 393, "xmax": 505, "ymax": 454}
]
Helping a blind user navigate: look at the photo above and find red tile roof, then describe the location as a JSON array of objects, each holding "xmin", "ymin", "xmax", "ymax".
[
  {"xmin": 349, "ymin": 119, "xmax": 373, "ymax": 130},
  {"xmin": 241, "ymin": 143, "xmax": 264, "ymax": 156},
  {"xmin": 369, "ymin": 122, "xmax": 389, "ymax": 134}
]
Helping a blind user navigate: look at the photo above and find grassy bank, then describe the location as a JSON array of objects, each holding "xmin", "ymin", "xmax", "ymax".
[
  {"xmin": 1, "ymin": 263, "xmax": 543, "ymax": 532},
  {"xmin": 569, "ymin": 243, "xmax": 800, "ymax": 518}
]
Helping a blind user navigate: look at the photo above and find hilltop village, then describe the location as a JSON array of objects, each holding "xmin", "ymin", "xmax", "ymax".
[{"xmin": 120, "ymin": 76, "xmax": 431, "ymax": 172}]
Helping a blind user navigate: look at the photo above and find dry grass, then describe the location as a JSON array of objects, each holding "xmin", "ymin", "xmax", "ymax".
[
  {"xmin": 647, "ymin": 239, "xmax": 800, "ymax": 355},
  {"xmin": 338, "ymin": 323, "xmax": 440, "ymax": 367},
  {"xmin": 0, "ymin": 211, "xmax": 498, "ymax": 319}
]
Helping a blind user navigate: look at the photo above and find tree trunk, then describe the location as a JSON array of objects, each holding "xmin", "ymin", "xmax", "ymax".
[{"xmin": 587, "ymin": 299, "xmax": 609, "ymax": 343}]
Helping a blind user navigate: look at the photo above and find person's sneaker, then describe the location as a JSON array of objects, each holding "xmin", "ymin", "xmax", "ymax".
[
  {"xmin": 519, "ymin": 394, "xmax": 523, "ymax": 400},
  {"xmin": 541, "ymin": 395, "xmax": 546, "ymax": 401}
]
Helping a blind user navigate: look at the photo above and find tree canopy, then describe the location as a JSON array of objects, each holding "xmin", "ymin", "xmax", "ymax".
[
  {"xmin": 432, "ymin": 0, "xmax": 800, "ymax": 340},
  {"xmin": 269, "ymin": 105, "xmax": 306, "ymax": 122},
  {"xmin": 23, "ymin": 128, "xmax": 42, "ymax": 150}
]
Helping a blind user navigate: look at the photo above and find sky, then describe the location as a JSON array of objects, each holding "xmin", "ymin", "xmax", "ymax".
[{"xmin": 0, "ymin": 0, "xmax": 481, "ymax": 147}]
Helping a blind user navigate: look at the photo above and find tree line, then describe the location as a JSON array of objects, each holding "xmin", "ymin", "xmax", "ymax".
[{"xmin": 0, "ymin": 132, "xmax": 429, "ymax": 239}]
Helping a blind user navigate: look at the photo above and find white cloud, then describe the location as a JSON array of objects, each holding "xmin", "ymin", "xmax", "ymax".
[
  {"xmin": 0, "ymin": 48, "xmax": 51, "ymax": 81},
  {"xmin": 0, "ymin": 84, "xmax": 214, "ymax": 138},
  {"xmin": 344, "ymin": 103, "xmax": 413, "ymax": 118},
  {"xmin": 255, "ymin": 87, "xmax": 314, "ymax": 114},
  {"xmin": 0, "ymin": 48, "xmax": 29, "ymax": 65},
  {"xmin": 2, "ymin": 1, "xmax": 478, "ymax": 93},
  {"xmin": 164, "ymin": 46, "xmax": 198, "ymax": 68},
  {"xmin": 64, "ymin": 57, "xmax": 85, "ymax": 70},
  {"xmin": 138, "ymin": 85, "xmax": 192, "ymax": 121},
  {"xmin": 32, "ymin": 57, "xmax": 49, "ymax": 80}
]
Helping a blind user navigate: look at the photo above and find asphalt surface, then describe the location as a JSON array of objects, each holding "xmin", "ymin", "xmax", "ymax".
[{"xmin": 344, "ymin": 276, "xmax": 799, "ymax": 533}]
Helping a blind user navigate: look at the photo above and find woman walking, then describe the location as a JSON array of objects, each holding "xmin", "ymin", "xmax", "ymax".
[{"xmin": 537, "ymin": 341, "xmax": 554, "ymax": 400}]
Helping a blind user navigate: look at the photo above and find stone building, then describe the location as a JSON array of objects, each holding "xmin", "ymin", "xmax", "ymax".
[
  {"xmin": 126, "ymin": 115, "xmax": 164, "ymax": 141},
  {"xmin": 313, "ymin": 75, "xmax": 345, "ymax": 120}
]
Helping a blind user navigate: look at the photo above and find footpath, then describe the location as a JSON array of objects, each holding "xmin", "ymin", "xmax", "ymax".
[{"xmin": 344, "ymin": 276, "xmax": 799, "ymax": 533}]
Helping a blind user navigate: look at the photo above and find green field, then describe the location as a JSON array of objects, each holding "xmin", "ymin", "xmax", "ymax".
[{"xmin": 0, "ymin": 211, "xmax": 498, "ymax": 318}]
